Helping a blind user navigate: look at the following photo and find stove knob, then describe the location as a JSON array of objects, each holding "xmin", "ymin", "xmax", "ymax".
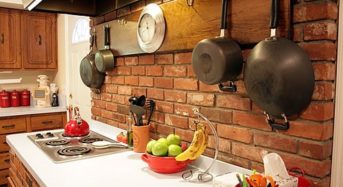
[
  {"xmin": 35, "ymin": 133, "xmax": 44, "ymax": 139},
  {"xmin": 46, "ymin": 132, "xmax": 54, "ymax": 137}
]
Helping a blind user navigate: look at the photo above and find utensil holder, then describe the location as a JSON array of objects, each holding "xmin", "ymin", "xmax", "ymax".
[{"xmin": 132, "ymin": 124, "xmax": 150, "ymax": 153}]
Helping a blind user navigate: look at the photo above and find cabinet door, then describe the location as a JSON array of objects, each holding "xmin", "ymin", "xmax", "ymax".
[
  {"xmin": 0, "ymin": 8, "xmax": 21, "ymax": 69},
  {"xmin": 21, "ymin": 12, "xmax": 57, "ymax": 69}
]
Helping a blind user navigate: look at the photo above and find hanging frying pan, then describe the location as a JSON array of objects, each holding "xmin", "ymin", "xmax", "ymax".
[
  {"xmin": 80, "ymin": 30, "xmax": 105, "ymax": 93},
  {"xmin": 191, "ymin": 0, "xmax": 243, "ymax": 92},
  {"xmin": 244, "ymin": 0, "xmax": 314, "ymax": 130},
  {"xmin": 95, "ymin": 24, "xmax": 114, "ymax": 73}
]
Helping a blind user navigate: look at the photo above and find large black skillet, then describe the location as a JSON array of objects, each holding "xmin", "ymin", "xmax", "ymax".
[{"xmin": 244, "ymin": 0, "xmax": 314, "ymax": 130}]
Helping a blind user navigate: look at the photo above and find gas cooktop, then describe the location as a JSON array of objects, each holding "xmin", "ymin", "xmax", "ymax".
[{"xmin": 28, "ymin": 131, "xmax": 129, "ymax": 163}]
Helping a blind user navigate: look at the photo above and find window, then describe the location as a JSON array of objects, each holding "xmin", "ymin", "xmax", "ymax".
[{"xmin": 72, "ymin": 18, "xmax": 90, "ymax": 44}]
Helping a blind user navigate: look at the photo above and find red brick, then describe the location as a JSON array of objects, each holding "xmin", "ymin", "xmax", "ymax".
[
  {"xmin": 254, "ymin": 132, "xmax": 297, "ymax": 153},
  {"xmin": 116, "ymin": 66, "xmax": 131, "ymax": 75},
  {"xmin": 105, "ymin": 102, "xmax": 117, "ymax": 112},
  {"xmin": 232, "ymin": 142, "xmax": 264, "ymax": 162},
  {"xmin": 146, "ymin": 65, "xmax": 163, "ymax": 76},
  {"xmin": 187, "ymin": 93, "xmax": 214, "ymax": 106},
  {"xmin": 174, "ymin": 78, "xmax": 198, "ymax": 90},
  {"xmin": 174, "ymin": 104, "xmax": 197, "ymax": 117},
  {"xmin": 200, "ymin": 108, "xmax": 232, "ymax": 123},
  {"xmin": 293, "ymin": 26, "xmax": 303, "ymax": 42},
  {"xmin": 152, "ymin": 111, "xmax": 165, "ymax": 123},
  {"xmin": 283, "ymin": 120, "xmax": 333, "ymax": 140},
  {"xmin": 156, "ymin": 124, "xmax": 174, "ymax": 135},
  {"xmin": 165, "ymin": 114, "xmax": 188, "ymax": 129},
  {"xmin": 233, "ymin": 111, "xmax": 271, "ymax": 130},
  {"xmin": 294, "ymin": 2, "xmax": 338, "ymax": 23},
  {"xmin": 218, "ymin": 153, "xmax": 250, "ymax": 169},
  {"xmin": 216, "ymin": 94, "xmax": 251, "ymax": 110},
  {"xmin": 101, "ymin": 93, "xmax": 112, "ymax": 101},
  {"xmin": 132, "ymin": 87, "xmax": 147, "ymax": 96},
  {"xmin": 155, "ymin": 77, "xmax": 173, "ymax": 89},
  {"xmin": 164, "ymin": 65, "xmax": 187, "ymax": 77},
  {"xmin": 187, "ymin": 65, "xmax": 196, "ymax": 77},
  {"xmin": 113, "ymin": 113, "xmax": 126, "ymax": 123},
  {"xmin": 250, "ymin": 162, "xmax": 265, "ymax": 173},
  {"xmin": 165, "ymin": 90, "xmax": 187, "ymax": 103},
  {"xmin": 155, "ymin": 101, "xmax": 174, "ymax": 113},
  {"xmin": 139, "ymin": 55, "xmax": 154, "ymax": 65},
  {"xmin": 300, "ymin": 42, "xmax": 336, "ymax": 61},
  {"xmin": 105, "ymin": 84, "xmax": 117, "ymax": 94},
  {"xmin": 312, "ymin": 82, "xmax": 334, "ymax": 100},
  {"xmin": 301, "ymin": 102, "xmax": 334, "ymax": 121},
  {"xmin": 104, "ymin": 76, "xmax": 111, "ymax": 84},
  {"xmin": 131, "ymin": 66, "xmax": 145, "ymax": 75},
  {"xmin": 279, "ymin": 152, "xmax": 331, "ymax": 178},
  {"xmin": 235, "ymin": 80, "xmax": 247, "ymax": 96},
  {"xmin": 218, "ymin": 139, "xmax": 231, "ymax": 153},
  {"xmin": 311, "ymin": 176, "xmax": 331, "ymax": 187},
  {"xmin": 199, "ymin": 82, "xmax": 218, "ymax": 92},
  {"xmin": 156, "ymin": 54, "xmax": 173, "ymax": 64},
  {"xmin": 251, "ymin": 103, "xmax": 263, "ymax": 114},
  {"xmin": 93, "ymin": 100, "xmax": 106, "ymax": 108},
  {"xmin": 304, "ymin": 21, "xmax": 337, "ymax": 41},
  {"xmin": 139, "ymin": 77, "xmax": 154, "ymax": 87},
  {"xmin": 175, "ymin": 52, "xmax": 192, "ymax": 64},
  {"xmin": 115, "ymin": 57, "xmax": 124, "ymax": 66},
  {"xmin": 298, "ymin": 140, "xmax": 332, "ymax": 160},
  {"xmin": 147, "ymin": 88, "xmax": 164, "ymax": 100},
  {"xmin": 124, "ymin": 56, "xmax": 138, "ymax": 66},
  {"xmin": 101, "ymin": 110, "xmax": 113, "ymax": 119},
  {"xmin": 117, "ymin": 86, "xmax": 132, "ymax": 95},
  {"xmin": 111, "ymin": 76, "xmax": 125, "ymax": 84},
  {"xmin": 175, "ymin": 128, "xmax": 194, "ymax": 142},
  {"xmin": 124, "ymin": 76, "xmax": 138, "ymax": 86},
  {"xmin": 91, "ymin": 92, "xmax": 101, "ymax": 100},
  {"xmin": 217, "ymin": 124, "xmax": 253, "ymax": 143},
  {"xmin": 91, "ymin": 107, "xmax": 101, "ymax": 116},
  {"xmin": 313, "ymin": 63, "xmax": 336, "ymax": 81}
]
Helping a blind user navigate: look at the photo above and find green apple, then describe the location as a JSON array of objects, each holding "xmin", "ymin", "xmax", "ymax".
[
  {"xmin": 157, "ymin": 138, "xmax": 169, "ymax": 146},
  {"xmin": 152, "ymin": 142, "xmax": 168, "ymax": 156},
  {"xmin": 166, "ymin": 134, "xmax": 181, "ymax": 146},
  {"xmin": 146, "ymin": 140, "xmax": 157, "ymax": 154},
  {"xmin": 168, "ymin": 144, "xmax": 183, "ymax": 157}
]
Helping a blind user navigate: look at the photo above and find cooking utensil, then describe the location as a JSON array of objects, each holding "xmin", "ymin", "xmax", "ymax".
[
  {"xmin": 137, "ymin": 95, "xmax": 146, "ymax": 106},
  {"xmin": 95, "ymin": 24, "xmax": 114, "ymax": 72},
  {"xmin": 64, "ymin": 107, "xmax": 90, "ymax": 137},
  {"xmin": 146, "ymin": 99, "xmax": 155, "ymax": 125},
  {"xmin": 130, "ymin": 104, "xmax": 146, "ymax": 126},
  {"xmin": 80, "ymin": 30, "xmax": 105, "ymax": 92},
  {"xmin": 141, "ymin": 153, "xmax": 192, "ymax": 174},
  {"xmin": 244, "ymin": 0, "xmax": 314, "ymax": 130},
  {"xmin": 92, "ymin": 141, "xmax": 129, "ymax": 149},
  {"xmin": 191, "ymin": 0, "xmax": 243, "ymax": 92}
]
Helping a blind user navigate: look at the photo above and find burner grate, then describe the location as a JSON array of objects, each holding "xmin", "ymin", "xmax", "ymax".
[
  {"xmin": 79, "ymin": 137, "xmax": 103, "ymax": 144},
  {"xmin": 57, "ymin": 146, "xmax": 91, "ymax": 156},
  {"xmin": 46, "ymin": 140, "xmax": 70, "ymax": 146}
]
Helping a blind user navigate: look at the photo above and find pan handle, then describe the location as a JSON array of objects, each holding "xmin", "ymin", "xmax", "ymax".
[
  {"xmin": 270, "ymin": 0, "xmax": 279, "ymax": 29},
  {"xmin": 218, "ymin": 81, "xmax": 237, "ymax": 92},
  {"xmin": 104, "ymin": 24, "xmax": 110, "ymax": 49},
  {"xmin": 265, "ymin": 112, "xmax": 289, "ymax": 130}
]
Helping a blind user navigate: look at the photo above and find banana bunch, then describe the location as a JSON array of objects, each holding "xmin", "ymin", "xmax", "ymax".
[{"xmin": 175, "ymin": 123, "xmax": 208, "ymax": 161}]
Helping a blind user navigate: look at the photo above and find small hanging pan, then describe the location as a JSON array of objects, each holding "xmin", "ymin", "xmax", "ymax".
[
  {"xmin": 244, "ymin": 0, "xmax": 314, "ymax": 130},
  {"xmin": 95, "ymin": 24, "xmax": 114, "ymax": 73},
  {"xmin": 191, "ymin": 0, "xmax": 243, "ymax": 92},
  {"xmin": 80, "ymin": 30, "xmax": 105, "ymax": 93}
]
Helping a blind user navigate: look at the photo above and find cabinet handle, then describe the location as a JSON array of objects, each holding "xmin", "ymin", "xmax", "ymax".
[
  {"xmin": 4, "ymin": 159, "xmax": 9, "ymax": 163},
  {"xmin": 0, "ymin": 33, "xmax": 4, "ymax": 44},
  {"xmin": 2, "ymin": 124, "xmax": 15, "ymax": 129},
  {"xmin": 42, "ymin": 120, "xmax": 53, "ymax": 125},
  {"xmin": 37, "ymin": 35, "xmax": 42, "ymax": 45}
]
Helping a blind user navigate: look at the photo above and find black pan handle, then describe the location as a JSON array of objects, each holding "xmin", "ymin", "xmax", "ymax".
[
  {"xmin": 270, "ymin": 0, "xmax": 279, "ymax": 29},
  {"xmin": 104, "ymin": 25, "xmax": 110, "ymax": 48},
  {"xmin": 265, "ymin": 112, "xmax": 290, "ymax": 130},
  {"xmin": 218, "ymin": 82, "xmax": 237, "ymax": 92},
  {"xmin": 220, "ymin": 0, "xmax": 229, "ymax": 30}
]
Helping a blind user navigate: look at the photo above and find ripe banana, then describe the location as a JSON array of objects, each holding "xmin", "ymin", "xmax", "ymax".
[{"xmin": 175, "ymin": 124, "xmax": 208, "ymax": 161}]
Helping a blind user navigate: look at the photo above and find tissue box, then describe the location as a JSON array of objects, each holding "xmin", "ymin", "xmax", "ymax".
[{"xmin": 277, "ymin": 176, "xmax": 298, "ymax": 187}]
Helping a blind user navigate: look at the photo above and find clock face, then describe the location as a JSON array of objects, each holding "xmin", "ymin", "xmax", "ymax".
[
  {"xmin": 138, "ymin": 14, "xmax": 156, "ymax": 43},
  {"xmin": 137, "ymin": 3, "xmax": 165, "ymax": 53}
]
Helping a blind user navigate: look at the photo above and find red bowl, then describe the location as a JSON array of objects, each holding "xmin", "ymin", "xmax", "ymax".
[{"xmin": 141, "ymin": 153, "xmax": 192, "ymax": 174}]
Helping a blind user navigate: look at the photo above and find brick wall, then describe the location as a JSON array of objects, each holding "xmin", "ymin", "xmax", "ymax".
[{"xmin": 91, "ymin": 0, "xmax": 338, "ymax": 186}]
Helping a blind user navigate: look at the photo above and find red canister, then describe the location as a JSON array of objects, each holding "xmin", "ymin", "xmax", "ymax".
[
  {"xmin": 10, "ymin": 90, "xmax": 20, "ymax": 107},
  {"xmin": 0, "ymin": 90, "xmax": 10, "ymax": 108},
  {"xmin": 21, "ymin": 89, "xmax": 30, "ymax": 106}
]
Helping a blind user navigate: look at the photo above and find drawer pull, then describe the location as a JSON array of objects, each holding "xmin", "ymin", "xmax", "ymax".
[
  {"xmin": 41, "ymin": 120, "xmax": 53, "ymax": 125},
  {"xmin": 2, "ymin": 124, "xmax": 15, "ymax": 129},
  {"xmin": 4, "ymin": 159, "xmax": 10, "ymax": 163}
]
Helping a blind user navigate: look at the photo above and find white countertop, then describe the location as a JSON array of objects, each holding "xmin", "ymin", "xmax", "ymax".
[
  {"xmin": 0, "ymin": 106, "xmax": 66, "ymax": 117},
  {"xmin": 6, "ymin": 120, "xmax": 251, "ymax": 187}
]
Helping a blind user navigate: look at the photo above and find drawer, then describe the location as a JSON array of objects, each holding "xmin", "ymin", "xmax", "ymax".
[
  {"xmin": 0, "ymin": 117, "xmax": 26, "ymax": 135},
  {"xmin": 0, "ymin": 153, "xmax": 10, "ymax": 170},
  {"xmin": 0, "ymin": 135, "xmax": 9, "ymax": 152},
  {"xmin": 0, "ymin": 169, "xmax": 9, "ymax": 185},
  {"xmin": 9, "ymin": 167, "xmax": 22, "ymax": 187},
  {"xmin": 8, "ymin": 177, "xmax": 15, "ymax": 187},
  {"xmin": 30, "ymin": 113, "xmax": 64, "ymax": 131}
]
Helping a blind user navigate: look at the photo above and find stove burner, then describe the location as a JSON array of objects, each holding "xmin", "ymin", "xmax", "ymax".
[
  {"xmin": 46, "ymin": 140, "xmax": 70, "ymax": 146},
  {"xmin": 79, "ymin": 137, "xmax": 103, "ymax": 144},
  {"xmin": 57, "ymin": 146, "xmax": 91, "ymax": 156},
  {"xmin": 62, "ymin": 133, "xmax": 89, "ymax": 138}
]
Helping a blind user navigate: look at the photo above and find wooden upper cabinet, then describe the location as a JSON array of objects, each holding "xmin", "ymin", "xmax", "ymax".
[
  {"xmin": 21, "ymin": 12, "xmax": 57, "ymax": 69},
  {"xmin": 0, "ymin": 8, "xmax": 21, "ymax": 69}
]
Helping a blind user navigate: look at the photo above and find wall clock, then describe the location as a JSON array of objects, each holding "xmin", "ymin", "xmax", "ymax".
[{"xmin": 137, "ymin": 3, "xmax": 166, "ymax": 53}]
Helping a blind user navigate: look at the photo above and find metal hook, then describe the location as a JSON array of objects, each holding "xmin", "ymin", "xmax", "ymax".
[{"xmin": 186, "ymin": 0, "xmax": 194, "ymax": 6}]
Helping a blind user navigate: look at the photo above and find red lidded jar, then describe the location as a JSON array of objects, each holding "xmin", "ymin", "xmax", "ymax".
[
  {"xmin": 21, "ymin": 89, "xmax": 30, "ymax": 106},
  {"xmin": 10, "ymin": 90, "xmax": 20, "ymax": 107},
  {"xmin": 0, "ymin": 90, "xmax": 10, "ymax": 108}
]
